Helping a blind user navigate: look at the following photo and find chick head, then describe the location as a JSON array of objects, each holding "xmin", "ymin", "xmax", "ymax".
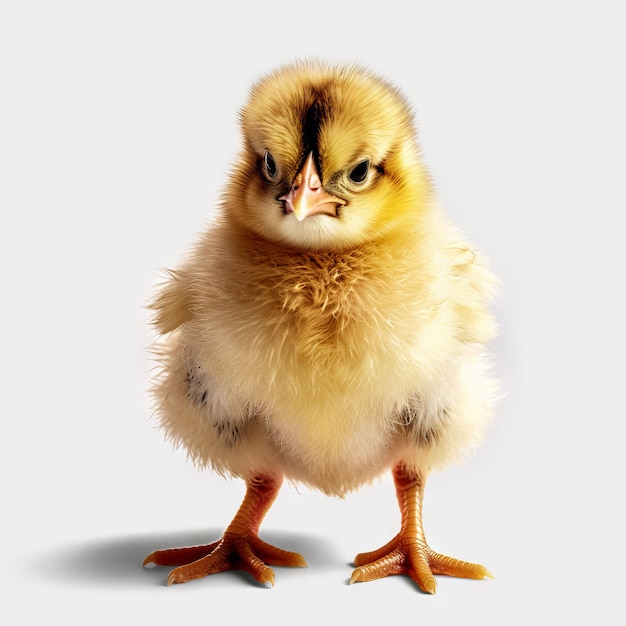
[{"xmin": 228, "ymin": 61, "xmax": 431, "ymax": 250}]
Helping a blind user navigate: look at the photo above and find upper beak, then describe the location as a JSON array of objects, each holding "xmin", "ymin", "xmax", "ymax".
[{"xmin": 279, "ymin": 153, "xmax": 346, "ymax": 222}]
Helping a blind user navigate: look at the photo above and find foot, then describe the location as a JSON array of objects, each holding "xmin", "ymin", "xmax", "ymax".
[
  {"xmin": 350, "ymin": 533, "xmax": 492, "ymax": 594},
  {"xmin": 144, "ymin": 533, "xmax": 306, "ymax": 586},
  {"xmin": 350, "ymin": 464, "xmax": 493, "ymax": 594},
  {"xmin": 143, "ymin": 474, "xmax": 307, "ymax": 586}
]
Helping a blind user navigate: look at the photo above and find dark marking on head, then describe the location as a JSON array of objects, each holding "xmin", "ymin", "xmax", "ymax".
[
  {"xmin": 301, "ymin": 98, "xmax": 323, "ymax": 156},
  {"xmin": 298, "ymin": 89, "xmax": 331, "ymax": 180}
]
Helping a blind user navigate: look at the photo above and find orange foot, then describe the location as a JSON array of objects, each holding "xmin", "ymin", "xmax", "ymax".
[
  {"xmin": 143, "ymin": 475, "xmax": 307, "ymax": 587},
  {"xmin": 350, "ymin": 464, "xmax": 493, "ymax": 594}
]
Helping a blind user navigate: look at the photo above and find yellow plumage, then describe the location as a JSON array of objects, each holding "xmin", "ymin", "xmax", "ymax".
[{"xmin": 145, "ymin": 61, "xmax": 498, "ymax": 592}]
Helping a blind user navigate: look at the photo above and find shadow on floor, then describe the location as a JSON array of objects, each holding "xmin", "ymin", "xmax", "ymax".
[{"xmin": 19, "ymin": 529, "xmax": 337, "ymax": 588}]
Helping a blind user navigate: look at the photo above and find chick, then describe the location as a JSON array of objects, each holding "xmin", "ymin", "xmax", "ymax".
[{"xmin": 143, "ymin": 61, "xmax": 498, "ymax": 594}]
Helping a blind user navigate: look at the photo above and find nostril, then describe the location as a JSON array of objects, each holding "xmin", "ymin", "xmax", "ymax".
[
  {"xmin": 292, "ymin": 173, "xmax": 303, "ymax": 192},
  {"xmin": 309, "ymin": 174, "xmax": 321, "ymax": 191}
]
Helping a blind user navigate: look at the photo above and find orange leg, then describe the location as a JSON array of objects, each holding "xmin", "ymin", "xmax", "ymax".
[
  {"xmin": 143, "ymin": 474, "xmax": 307, "ymax": 586},
  {"xmin": 350, "ymin": 464, "xmax": 493, "ymax": 594}
]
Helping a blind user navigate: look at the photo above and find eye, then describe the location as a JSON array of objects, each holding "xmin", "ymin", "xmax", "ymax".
[
  {"xmin": 263, "ymin": 151, "xmax": 278, "ymax": 179},
  {"xmin": 348, "ymin": 159, "xmax": 370, "ymax": 184}
]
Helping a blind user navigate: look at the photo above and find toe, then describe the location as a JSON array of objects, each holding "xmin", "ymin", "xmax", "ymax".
[
  {"xmin": 428, "ymin": 550, "xmax": 494, "ymax": 580},
  {"xmin": 143, "ymin": 542, "xmax": 220, "ymax": 568}
]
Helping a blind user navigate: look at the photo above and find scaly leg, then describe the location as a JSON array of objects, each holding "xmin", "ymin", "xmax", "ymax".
[
  {"xmin": 143, "ymin": 474, "xmax": 307, "ymax": 586},
  {"xmin": 350, "ymin": 463, "xmax": 493, "ymax": 594}
]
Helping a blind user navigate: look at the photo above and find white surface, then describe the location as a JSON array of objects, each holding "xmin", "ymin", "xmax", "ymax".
[{"xmin": 6, "ymin": 1, "xmax": 616, "ymax": 623}]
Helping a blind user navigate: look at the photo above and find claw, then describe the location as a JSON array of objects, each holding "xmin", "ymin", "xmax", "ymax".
[
  {"xmin": 349, "ymin": 568, "xmax": 362, "ymax": 585},
  {"xmin": 415, "ymin": 570, "xmax": 437, "ymax": 595}
]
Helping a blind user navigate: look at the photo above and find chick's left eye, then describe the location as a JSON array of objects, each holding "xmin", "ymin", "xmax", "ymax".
[
  {"xmin": 348, "ymin": 159, "xmax": 370, "ymax": 184},
  {"xmin": 264, "ymin": 151, "xmax": 278, "ymax": 179}
]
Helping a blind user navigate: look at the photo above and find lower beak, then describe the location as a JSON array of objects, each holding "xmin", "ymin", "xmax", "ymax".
[{"xmin": 279, "ymin": 153, "xmax": 345, "ymax": 222}]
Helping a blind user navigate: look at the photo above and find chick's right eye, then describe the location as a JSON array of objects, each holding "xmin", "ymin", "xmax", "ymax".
[{"xmin": 264, "ymin": 151, "xmax": 278, "ymax": 179}]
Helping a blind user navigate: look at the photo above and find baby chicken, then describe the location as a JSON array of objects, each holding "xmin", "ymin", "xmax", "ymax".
[{"xmin": 143, "ymin": 61, "xmax": 498, "ymax": 594}]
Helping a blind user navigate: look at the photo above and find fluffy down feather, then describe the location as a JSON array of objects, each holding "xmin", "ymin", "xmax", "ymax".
[{"xmin": 150, "ymin": 63, "xmax": 497, "ymax": 496}]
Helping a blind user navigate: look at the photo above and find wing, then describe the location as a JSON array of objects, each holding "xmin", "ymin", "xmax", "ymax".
[{"xmin": 150, "ymin": 269, "xmax": 194, "ymax": 335}]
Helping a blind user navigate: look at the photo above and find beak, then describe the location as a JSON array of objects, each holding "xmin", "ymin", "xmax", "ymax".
[{"xmin": 279, "ymin": 153, "xmax": 346, "ymax": 222}]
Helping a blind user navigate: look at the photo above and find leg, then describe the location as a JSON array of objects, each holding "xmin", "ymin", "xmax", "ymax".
[
  {"xmin": 350, "ymin": 463, "xmax": 493, "ymax": 594},
  {"xmin": 143, "ymin": 474, "xmax": 307, "ymax": 586}
]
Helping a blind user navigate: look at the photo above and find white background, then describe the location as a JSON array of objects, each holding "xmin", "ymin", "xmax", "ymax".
[{"xmin": 4, "ymin": 0, "xmax": 618, "ymax": 622}]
